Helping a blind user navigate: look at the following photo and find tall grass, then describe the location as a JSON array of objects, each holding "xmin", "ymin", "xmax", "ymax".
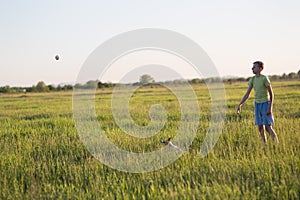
[{"xmin": 0, "ymin": 81, "xmax": 299, "ymax": 199}]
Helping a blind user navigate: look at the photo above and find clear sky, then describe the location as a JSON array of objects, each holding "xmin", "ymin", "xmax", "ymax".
[{"xmin": 1, "ymin": 0, "xmax": 299, "ymax": 86}]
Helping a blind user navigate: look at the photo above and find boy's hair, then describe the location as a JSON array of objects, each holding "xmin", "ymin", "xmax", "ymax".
[{"xmin": 253, "ymin": 61, "xmax": 264, "ymax": 70}]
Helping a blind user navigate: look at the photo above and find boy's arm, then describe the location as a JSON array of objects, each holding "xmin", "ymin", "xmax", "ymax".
[
  {"xmin": 267, "ymin": 85, "xmax": 274, "ymax": 115},
  {"xmin": 237, "ymin": 87, "xmax": 252, "ymax": 115}
]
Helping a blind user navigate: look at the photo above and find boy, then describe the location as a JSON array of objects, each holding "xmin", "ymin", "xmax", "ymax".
[{"xmin": 237, "ymin": 61, "xmax": 279, "ymax": 144}]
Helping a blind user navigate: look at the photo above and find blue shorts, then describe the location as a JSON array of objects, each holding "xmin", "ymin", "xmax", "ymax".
[{"xmin": 254, "ymin": 101, "xmax": 274, "ymax": 126}]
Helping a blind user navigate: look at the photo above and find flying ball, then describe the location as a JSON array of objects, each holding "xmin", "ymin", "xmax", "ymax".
[{"xmin": 55, "ymin": 55, "xmax": 59, "ymax": 60}]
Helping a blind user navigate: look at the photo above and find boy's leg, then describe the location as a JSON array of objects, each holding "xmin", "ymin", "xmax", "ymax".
[
  {"xmin": 265, "ymin": 125, "xmax": 279, "ymax": 143},
  {"xmin": 258, "ymin": 125, "xmax": 267, "ymax": 144},
  {"xmin": 259, "ymin": 101, "xmax": 278, "ymax": 143}
]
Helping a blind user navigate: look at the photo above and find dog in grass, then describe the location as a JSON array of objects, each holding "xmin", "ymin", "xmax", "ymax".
[{"xmin": 160, "ymin": 137, "xmax": 182, "ymax": 152}]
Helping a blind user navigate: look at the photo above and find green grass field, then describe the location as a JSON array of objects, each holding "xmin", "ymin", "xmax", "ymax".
[{"xmin": 0, "ymin": 81, "xmax": 299, "ymax": 199}]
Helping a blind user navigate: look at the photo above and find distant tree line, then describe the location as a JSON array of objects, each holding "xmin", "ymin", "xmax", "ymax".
[
  {"xmin": 0, "ymin": 81, "xmax": 74, "ymax": 94},
  {"xmin": 223, "ymin": 70, "xmax": 300, "ymax": 84},
  {"xmin": 1, "ymin": 70, "xmax": 299, "ymax": 94},
  {"xmin": 0, "ymin": 80, "xmax": 117, "ymax": 94}
]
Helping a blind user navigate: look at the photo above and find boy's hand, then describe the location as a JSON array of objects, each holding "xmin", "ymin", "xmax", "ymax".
[
  {"xmin": 267, "ymin": 103, "xmax": 272, "ymax": 115},
  {"xmin": 237, "ymin": 105, "xmax": 241, "ymax": 115},
  {"xmin": 266, "ymin": 107, "xmax": 272, "ymax": 115}
]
